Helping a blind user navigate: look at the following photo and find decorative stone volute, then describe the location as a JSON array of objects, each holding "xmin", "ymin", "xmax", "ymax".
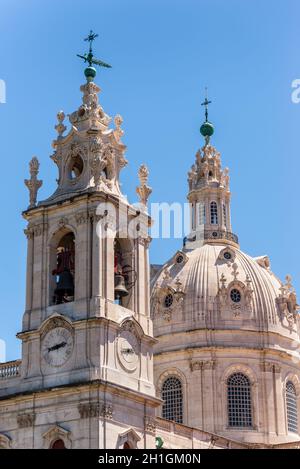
[{"xmin": 276, "ymin": 274, "xmax": 300, "ymax": 327}]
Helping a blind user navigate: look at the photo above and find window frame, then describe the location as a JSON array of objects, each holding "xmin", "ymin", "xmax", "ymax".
[
  {"xmin": 286, "ymin": 380, "xmax": 299, "ymax": 434},
  {"xmin": 161, "ymin": 376, "xmax": 183, "ymax": 424},
  {"xmin": 227, "ymin": 372, "xmax": 253, "ymax": 428},
  {"xmin": 210, "ymin": 201, "xmax": 218, "ymax": 225}
]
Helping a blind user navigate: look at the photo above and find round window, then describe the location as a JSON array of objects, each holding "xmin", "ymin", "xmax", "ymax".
[
  {"xmin": 176, "ymin": 255, "xmax": 184, "ymax": 264},
  {"xmin": 69, "ymin": 155, "xmax": 84, "ymax": 180},
  {"xmin": 230, "ymin": 289, "xmax": 241, "ymax": 303},
  {"xmin": 164, "ymin": 293, "xmax": 173, "ymax": 308},
  {"xmin": 224, "ymin": 252, "xmax": 232, "ymax": 260}
]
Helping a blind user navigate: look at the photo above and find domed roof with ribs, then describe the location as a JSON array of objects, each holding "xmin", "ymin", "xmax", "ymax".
[{"xmin": 151, "ymin": 243, "xmax": 300, "ymax": 348}]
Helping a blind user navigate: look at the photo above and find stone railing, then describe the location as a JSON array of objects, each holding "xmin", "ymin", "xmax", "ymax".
[
  {"xmin": 0, "ymin": 360, "xmax": 21, "ymax": 379},
  {"xmin": 156, "ymin": 417, "xmax": 250, "ymax": 449},
  {"xmin": 204, "ymin": 229, "xmax": 239, "ymax": 244},
  {"xmin": 184, "ymin": 229, "xmax": 239, "ymax": 248}
]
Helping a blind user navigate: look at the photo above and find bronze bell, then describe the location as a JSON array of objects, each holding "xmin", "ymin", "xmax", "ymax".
[
  {"xmin": 114, "ymin": 273, "xmax": 129, "ymax": 299},
  {"xmin": 55, "ymin": 268, "xmax": 74, "ymax": 300}
]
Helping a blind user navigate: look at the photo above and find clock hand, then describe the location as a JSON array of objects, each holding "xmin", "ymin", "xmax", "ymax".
[
  {"xmin": 121, "ymin": 347, "xmax": 134, "ymax": 355},
  {"xmin": 48, "ymin": 341, "xmax": 67, "ymax": 353}
]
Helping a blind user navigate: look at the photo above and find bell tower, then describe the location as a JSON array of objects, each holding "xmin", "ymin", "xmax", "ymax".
[
  {"xmin": 185, "ymin": 92, "xmax": 239, "ymax": 250},
  {"xmin": 18, "ymin": 32, "xmax": 159, "ymax": 448}
]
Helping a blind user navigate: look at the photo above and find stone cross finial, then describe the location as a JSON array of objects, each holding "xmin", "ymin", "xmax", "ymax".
[
  {"xmin": 55, "ymin": 111, "xmax": 66, "ymax": 138},
  {"xmin": 136, "ymin": 164, "xmax": 152, "ymax": 206},
  {"xmin": 24, "ymin": 157, "xmax": 43, "ymax": 208}
]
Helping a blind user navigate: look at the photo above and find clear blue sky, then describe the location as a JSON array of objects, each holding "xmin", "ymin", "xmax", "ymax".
[{"xmin": 0, "ymin": 0, "xmax": 299, "ymax": 360}]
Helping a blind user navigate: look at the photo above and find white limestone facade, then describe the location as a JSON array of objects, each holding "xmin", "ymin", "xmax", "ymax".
[
  {"xmin": 151, "ymin": 138, "xmax": 300, "ymax": 447},
  {"xmin": 0, "ymin": 72, "xmax": 159, "ymax": 449},
  {"xmin": 0, "ymin": 58, "xmax": 299, "ymax": 449}
]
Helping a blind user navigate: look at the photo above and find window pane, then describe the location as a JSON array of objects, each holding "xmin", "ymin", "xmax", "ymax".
[
  {"xmin": 227, "ymin": 373, "xmax": 252, "ymax": 427},
  {"xmin": 286, "ymin": 381, "xmax": 298, "ymax": 433},
  {"xmin": 210, "ymin": 202, "xmax": 218, "ymax": 225},
  {"xmin": 162, "ymin": 377, "xmax": 183, "ymax": 424}
]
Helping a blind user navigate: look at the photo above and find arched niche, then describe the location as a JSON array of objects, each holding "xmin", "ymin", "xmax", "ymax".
[
  {"xmin": 114, "ymin": 236, "xmax": 135, "ymax": 309},
  {"xmin": 49, "ymin": 228, "xmax": 76, "ymax": 305}
]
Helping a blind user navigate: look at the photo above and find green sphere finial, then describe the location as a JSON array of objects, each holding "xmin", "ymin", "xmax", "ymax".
[
  {"xmin": 84, "ymin": 66, "xmax": 97, "ymax": 82},
  {"xmin": 200, "ymin": 121, "xmax": 214, "ymax": 137}
]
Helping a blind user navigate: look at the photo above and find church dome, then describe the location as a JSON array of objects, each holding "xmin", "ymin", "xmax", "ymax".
[
  {"xmin": 151, "ymin": 243, "xmax": 299, "ymax": 343},
  {"xmin": 152, "ymin": 103, "xmax": 300, "ymax": 445}
]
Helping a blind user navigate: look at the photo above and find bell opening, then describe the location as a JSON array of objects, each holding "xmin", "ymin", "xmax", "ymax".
[
  {"xmin": 51, "ymin": 232, "xmax": 75, "ymax": 305},
  {"xmin": 114, "ymin": 238, "xmax": 136, "ymax": 307}
]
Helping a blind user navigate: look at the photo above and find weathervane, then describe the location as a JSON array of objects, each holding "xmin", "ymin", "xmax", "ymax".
[{"xmin": 77, "ymin": 30, "xmax": 112, "ymax": 82}]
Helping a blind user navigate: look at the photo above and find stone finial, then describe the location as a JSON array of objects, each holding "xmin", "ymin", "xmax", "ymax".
[
  {"xmin": 55, "ymin": 110, "xmax": 66, "ymax": 138},
  {"xmin": 285, "ymin": 274, "xmax": 293, "ymax": 292},
  {"xmin": 136, "ymin": 164, "xmax": 152, "ymax": 206},
  {"xmin": 113, "ymin": 114, "xmax": 124, "ymax": 141},
  {"xmin": 231, "ymin": 263, "xmax": 239, "ymax": 280},
  {"xmin": 220, "ymin": 273, "xmax": 227, "ymax": 288},
  {"xmin": 221, "ymin": 167, "xmax": 230, "ymax": 190},
  {"xmin": 24, "ymin": 157, "xmax": 43, "ymax": 208}
]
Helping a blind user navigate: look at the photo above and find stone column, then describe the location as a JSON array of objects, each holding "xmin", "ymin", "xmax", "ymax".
[
  {"xmin": 24, "ymin": 228, "xmax": 34, "ymax": 317},
  {"xmin": 201, "ymin": 360, "xmax": 216, "ymax": 433},
  {"xmin": 91, "ymin": 214, "xmax": 102, "ymax": 315}
]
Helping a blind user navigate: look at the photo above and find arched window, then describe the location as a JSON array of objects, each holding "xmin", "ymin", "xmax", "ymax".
[
  {"xmin": 51, "ymin": 232, "xmax": 75, "ymax": 305},
  {"xmin": 114, "ymin": 238, "xmax": 135, "ymax": 308},
  {"xmin": 123, "ymin": 442, "xmax": 131, "ymax": 449},
  {"xmin": 198, "ymin": 202, "xmax": 206, "ymax": 226},
  {"xmin": 210, "ymin": 201, "xmax": 218, "ymax": 225},
  {"xmin": 227, "ymin": 373, "xmax": 252, "ymax": 427},
  {"xmin": 161, "ymin": 376, "xmax": 183, "ymax": 424},
  {"xmin": 50, "ymin": 439, "xmax": 66, "ymax": 449},
  {"xmin": 286, "ymin": 381, "xmax": 298, "ymax": 433}
]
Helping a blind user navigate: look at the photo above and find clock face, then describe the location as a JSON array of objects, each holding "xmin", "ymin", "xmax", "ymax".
[
  {"xmin": 42, "ymin": 327, "xmax": 73, "ymax": 367},
  {"xmin": 117, "ymin": 330, "xmax": 139, "ymax": 372}
]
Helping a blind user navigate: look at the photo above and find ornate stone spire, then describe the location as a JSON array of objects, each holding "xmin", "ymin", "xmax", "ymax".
[
  {"xmin": 184, "ymin": 95, "xmax": 238, "ymax": 250},
  {"xmin": 39, "ymin": 34, "xmax": 128, "ymax": 206},
  {"xmin": 136, "ymin": 164, "xmax": 152, "ymax": 207},
  {"xmin": 24, "ymin": 157, "xmax": 43, "ymax": 208}
]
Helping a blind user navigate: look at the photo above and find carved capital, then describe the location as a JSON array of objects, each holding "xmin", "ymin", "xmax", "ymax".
[
  {"xmin": 144, "ymin": 416, "xmax": 156, "ymax": 434},
  {"xmin": 260, "ymin": 362, "xmax": 281, "ymax": 373},
  {"xmin": 101, "ymin": 404, "xmax": 113, "ymax": 420},
  {"xmin": 75, "ymin": 211, "xmax": 89, "ymax": 225},
  {"xmin": 25, "ymin": 222, "xmax": 48, "ymax": 238},
  {"xmin": 138, "ymin": 236, "xmax": 152, "ymax": 249},
  {"xmin": 17, "ymin": 413, "xmax": 36, "ymax": 428},
  {"xmin": 78, "ymin": 402, "xmax": 100, "ymax": 419},
  {"xmin": 190, "ymin": 360, "xmax": 216, "ymax": 371}
]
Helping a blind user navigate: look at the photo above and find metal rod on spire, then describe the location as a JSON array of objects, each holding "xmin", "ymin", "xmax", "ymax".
[{"xmin": 201, "ymin": 87, "xmax": 212, "ymax": 123}]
